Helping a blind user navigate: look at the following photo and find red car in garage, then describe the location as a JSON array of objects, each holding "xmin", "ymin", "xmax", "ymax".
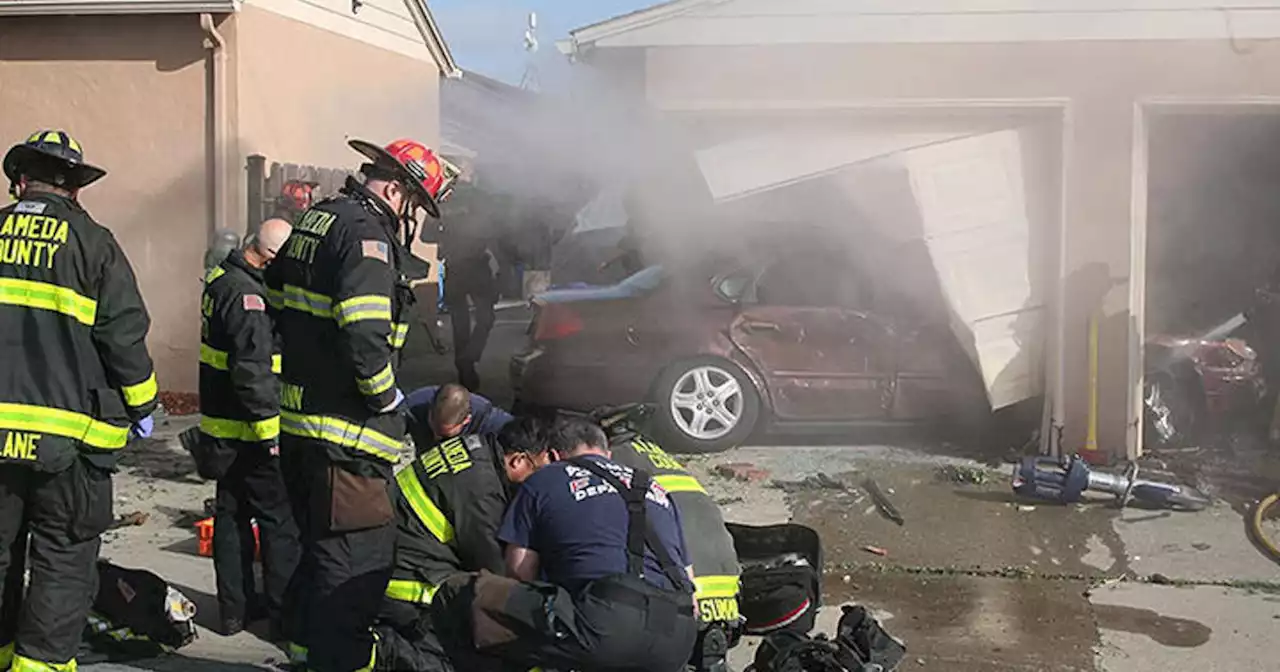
[{"xmin": 510, "ymin": 244, "xmax": 986, "ymax": 453}]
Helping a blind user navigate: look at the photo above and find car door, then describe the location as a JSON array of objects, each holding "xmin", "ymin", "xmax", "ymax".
[{"xmin": 727, "ymin": 257, "xmax": 895, "ymax": 421}]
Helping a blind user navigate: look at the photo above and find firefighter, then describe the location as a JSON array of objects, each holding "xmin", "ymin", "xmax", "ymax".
[
  {"xmin": 0, "ymin": 130, "xmax": 158, "ymax": 671},
  {"xmin": 199, "ymin": 218, "xmax": 301, "ymax": 638},
  {"xmin": 437, "ymin": 164, "xmax": 497, "ymax": 393},
  {"xmin": 403, "ymin": 383, "xmax": 513, "ymax": 452},
  {"xmin": 267, "ymin": 138, "xmax": 457, "ymax": 672},
  {"xmin": 599, "ymin": 410, "xmax": 743, "ymax": 672},
  {"xmin": 374, "ymin": 416, "xmax": 553, "ymax": 671},
  {"xmin": 431, "ymin": 419, "xmax": 699, "ymax": 672}
]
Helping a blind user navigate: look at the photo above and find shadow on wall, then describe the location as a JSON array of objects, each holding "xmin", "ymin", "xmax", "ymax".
[{"xmin": 0, "ymin": 14, "xmax": 206, "ymax": 72}]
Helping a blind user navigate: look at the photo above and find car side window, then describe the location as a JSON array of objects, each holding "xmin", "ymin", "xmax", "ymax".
[{"xmin": 755, "ymin": 255, "xmax": 871, "ymax": 310}]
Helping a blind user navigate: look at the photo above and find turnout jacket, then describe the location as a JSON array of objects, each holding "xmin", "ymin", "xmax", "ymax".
[
  {"xmin": 199, "ymin": 249, "xmax": 280, "ymax": 447},
  {"xmin": 265, "ymin": 177, "xmax": 416, "ymax": 464},
  {"xmin": 608, "ymin": 435, "xmax": 742, "ymax": 625},
  {"xmin": 385, "ymin": 432, "xmax": 509, "ymax": 606},
  {"xmin": 0, "ymin": 192, "xmax": 156, "ymax": 472}
]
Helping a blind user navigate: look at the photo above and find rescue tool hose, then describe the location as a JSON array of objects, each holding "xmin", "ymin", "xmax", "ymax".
[{"xmin": 1248, "ymin": 493, "xmax": 1280, "ymax": 564}]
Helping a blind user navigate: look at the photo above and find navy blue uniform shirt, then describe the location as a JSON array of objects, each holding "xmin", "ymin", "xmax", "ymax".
[{"xmin": 498, "ymin": 454, "xmax": 690, "ymax": 592}]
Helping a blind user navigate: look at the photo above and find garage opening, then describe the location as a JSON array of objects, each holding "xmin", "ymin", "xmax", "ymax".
[{"xmin": 1143, "ymin": 110, "xmax": 1280, "ymax": 454}]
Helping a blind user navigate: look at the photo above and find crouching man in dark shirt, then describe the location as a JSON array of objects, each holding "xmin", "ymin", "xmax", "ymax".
[{"xmin": 429, "ymin": 419, "xmax": 699, "ymax": 672}]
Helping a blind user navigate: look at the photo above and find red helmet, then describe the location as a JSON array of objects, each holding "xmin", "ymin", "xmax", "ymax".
[
  {"xmin": 281, "ymin": 179, "xmax": 317, "ymax": 212},
  {"xmin": 348, "ymin": 138, "xmax": 460, "ymax": 217}
]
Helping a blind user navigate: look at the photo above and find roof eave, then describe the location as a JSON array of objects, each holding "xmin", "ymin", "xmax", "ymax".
[
  {"xmin": 568, "ymin": 0, "xmax": 720, "ymax": 48},
  {"xmin": 0, "ymin": 0, "xmax": 238, "ymax": 15},
  {"xmin": 406, "ymin": 0, "xmax": 461, "ymax": 78}
]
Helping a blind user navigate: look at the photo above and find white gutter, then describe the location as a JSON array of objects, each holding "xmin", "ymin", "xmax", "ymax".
[
  {"xmin": 0, "ymin": 0, "xmax": 237, "ymax": 15},
  {"xmin": 200, "ymin": 13, "xmax": 228, "ymax": 237},
  {"xmin": 406, "ymin": 0, "xmax": 461, "ymax": 78}
]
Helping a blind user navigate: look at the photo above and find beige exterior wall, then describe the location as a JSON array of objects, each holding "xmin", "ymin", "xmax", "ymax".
[
  {"xmin": 230, "ymin": 3, "xmax": 443, "ymax": 279},
  {"xmin": 637, "ymin": 39, "xmax": 1280, "ymax": 455},
  {"xmin": 0, "ymin": 14, "xmax": 211, "ymax": 395}
]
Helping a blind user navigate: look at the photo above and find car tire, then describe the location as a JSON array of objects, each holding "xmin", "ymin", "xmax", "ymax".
[{"xmin": 651, "ymin": 357, "xmax": 760, "ymax": 454}]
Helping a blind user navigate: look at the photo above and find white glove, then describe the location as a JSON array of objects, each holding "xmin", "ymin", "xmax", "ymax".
[{"xmin": 378, "ymin": 388, "xmax": 405, "ymax": 414}]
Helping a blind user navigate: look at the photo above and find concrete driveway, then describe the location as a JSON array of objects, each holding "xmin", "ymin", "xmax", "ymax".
[{"xmin": 77, "ymin": 315, "xmax": 1280, "ymax": 671}]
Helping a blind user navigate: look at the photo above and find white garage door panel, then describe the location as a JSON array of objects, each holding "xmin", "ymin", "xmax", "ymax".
[
  {"xmin": 695, "ymin": 129, "xmax": 968, "ymax": 201},
  {"xmin": 902, "ymin": 129, "xmax": 1046, "ymax": 408}
]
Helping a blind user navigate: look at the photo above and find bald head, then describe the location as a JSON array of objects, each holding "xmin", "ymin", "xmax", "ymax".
[
  {"xmin": 244, "ymin": 218, "xmax": 293, "ymax": 269},
  {"xmin": 429, "ymin": 383, "xmax": 473, "ymax": 439}
]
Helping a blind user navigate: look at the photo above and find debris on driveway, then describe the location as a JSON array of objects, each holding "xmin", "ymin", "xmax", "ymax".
[
  {"xmin": 771, "ymin": 472, "xmax": 849, "ymax": 493},
  {"xmin": 862, "ymin": 545, "xmax": 889, "ymax": 557},
  {"xmin": 936, "ymin": 464, "xmax": 991, "ymax": 486},
  {"xmin": 714, "ymin": 462, "xmax": 771, "ymax": 483},
  {"xmin": 111, "ymin": 511, "xmax": 149, "ymax": 529},
  {"xmin": 863, "ymin": 478, "xmax": 905, "ymax": 526}
]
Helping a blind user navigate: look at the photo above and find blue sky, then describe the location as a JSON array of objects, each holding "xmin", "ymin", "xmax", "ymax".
[{"xmin": 429, "ymin": 0, "xmax": 650, "ymax": 84}]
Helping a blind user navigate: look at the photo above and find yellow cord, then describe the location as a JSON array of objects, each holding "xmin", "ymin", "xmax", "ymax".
[{"xmin": 1249, "ymin": 493, "xmax": 1280, "ymax": 562}]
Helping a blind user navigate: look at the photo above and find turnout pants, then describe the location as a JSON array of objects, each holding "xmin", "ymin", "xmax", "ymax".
[
  {"xmin": 213, "ymin": 444, "xmax": 300, "ymax": 632},
  {"xmin": 0, "ymin": 457, "xmax": 113, "ymax": 670},
  {"xmin": 443, "ymin": 260, "xmax": 496, "ymax": 392},
  {"xmin": 281, "ymin": 439, "xmax": 395, "ymax": 672},
  {"xmin": 373, "ymin": 598, "xmax": 454, "ymax": 672},
  {"xmin": 432, "ymin": 571, "xmax": 699, "ymax": 672}
]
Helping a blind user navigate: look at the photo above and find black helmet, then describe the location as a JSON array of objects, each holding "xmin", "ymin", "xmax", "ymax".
[{"xmin": 3, "ymin": 130, "xmax": 107, "ymax": 191}]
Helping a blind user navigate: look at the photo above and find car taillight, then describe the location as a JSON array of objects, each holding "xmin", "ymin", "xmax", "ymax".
[{"xmin": 534, "ymin": 303, "xmax": 583, "ymax": 341}]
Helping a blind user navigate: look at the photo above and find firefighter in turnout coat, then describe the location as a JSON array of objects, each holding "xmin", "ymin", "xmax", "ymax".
[
  {"xmin": 0, "ymin": 130, "xmax": 158, "ymax": 672},
  {"xmin": 198, "ymin": 219, "xmax": 301, "ymax": 639},
  {"xmin": 267, "ymin": 138, "xmax": 458, "ymax": 672}
]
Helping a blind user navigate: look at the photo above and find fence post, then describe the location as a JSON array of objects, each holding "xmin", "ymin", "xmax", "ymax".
[{"xmin": 245, "ymin": 154, "xmax": 267, "ymax": 236}]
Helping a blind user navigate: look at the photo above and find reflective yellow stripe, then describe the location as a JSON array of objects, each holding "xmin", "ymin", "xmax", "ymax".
[
  {"xmin": 66, "ymin": 135, "xmax": 82, "ymax": 153},
  {"xmin": 204, "ymin": 266, "xmax": 226, "ymax": 284},
  {"xmin": 334, "ymin": 294, "xmax": 392, "ymax": 327},
  {"xmin": 287, "ymin": 643, "xmax": 308, "ymax": 664},
  {"xmin": 279, "ymin": 410, "xmax": 401, "ymax": 462},
  {"xmin": 384, "ymin": 578, "xmax": 438, "ymax": 604},
  {"xmin": 276, "ymin": 284, "xmax": 332, "ymax": 318},
  {"xmin": 694, "ymin": 574, "xmax": 741, "ymax": 600},
  {"xmin": 266, "ymin": 287, "xmax": 283, "ymax": 310},
  {"xmin": 0, "ymin": 277, "xmax": 97, "ymax": 326},
  {"xmin": 389, "ymin": 322, "xmax": 409, "ymax": 349},
  {"xmin": 202, "ymin": 344, "xmax": 281, "ymax": 375},
  {"xmin": 396, "ymin": 467, "xmax": 454, "ymax": 543},
  {"xmin": 27, "ymin": 132, "xmax": 42, "ymax": 143},
  {"xmin": 11, "ymin": 652, "xmax": 77, "ymax": 671},
  {"xmin": 0, "ymin": 402, "xmax": 128, "ymax": 450},
  {"xmin": 655, "ymin": 474, "xmax": 706, "ymax": 494},
  {"xmin": 356, "ymin": 363, "xmax": 395, "ymax": 397},
  {"xmin": 200, "ymin": 343, "xmax": 229, "ymax": 370},
  {"xmin": 121, "ymin": 372, "xmax": 157, "ymax": 408},
  {"xmin": 0, "ymin": 641, "xmax": 12, "ymax": 669},
  {"xmin": 200, "ymin": 415, "xmax": 279, "ymax": 442},
  {"xmin": 41, "ymin": 131, "xmax": 61, "ymax": 145}
]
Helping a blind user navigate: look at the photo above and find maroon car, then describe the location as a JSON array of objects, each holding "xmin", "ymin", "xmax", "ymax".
[{"xmin": 511, "ymin": 246, "xmax": 985, "ymax": 453}]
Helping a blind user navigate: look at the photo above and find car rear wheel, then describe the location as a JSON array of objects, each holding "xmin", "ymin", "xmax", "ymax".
[{"xmin": 652, "ymin": 357, "xmax": 760, "ymax": 454}]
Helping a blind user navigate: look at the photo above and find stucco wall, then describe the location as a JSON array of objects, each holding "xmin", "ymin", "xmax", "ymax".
[
  {"xmin": 0, "ymin": 14, "xmax": 210, "ymax": 395},
  {"xmin": 631, "ymin": 40, "xmax": 1280, "ymax": 455},
  {"xmin": 230, "ymin": 4, "xmax": 442, "ymax": 274}
]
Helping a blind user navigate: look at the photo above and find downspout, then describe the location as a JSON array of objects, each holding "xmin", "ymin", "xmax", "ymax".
[{"xmin": 201, "ymin": 13, "xmax": 227, "ymax": 237}]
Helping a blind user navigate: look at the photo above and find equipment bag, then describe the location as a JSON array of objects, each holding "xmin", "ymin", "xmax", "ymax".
[
  {"xmin": 82, "ymin": 560, "xmax": 198, "ymax": 660},
  {"xmin": 750, "ymin": 606, "xmax": 907, "ymax": 672},
  {"xmin": 727, "ymin": 523, "xmax": 822, "ymax": 635}
]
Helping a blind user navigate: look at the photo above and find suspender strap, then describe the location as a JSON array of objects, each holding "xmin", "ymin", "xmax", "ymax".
[{"xmin": 568, "ymin": 456, "xmax": 689, "ymax": 591}]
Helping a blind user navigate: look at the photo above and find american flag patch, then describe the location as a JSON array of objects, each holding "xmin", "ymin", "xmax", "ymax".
[
  {"xmin": 362, "ymin": 239, "xmax": 389, "ymax": 264},
  {"xmin": 569, "ymin": 477, "xmax": 590, "ymax": 493},
  {"xmin": 243, "ymin": 294, "xmax": 266, "ymax": 312}
]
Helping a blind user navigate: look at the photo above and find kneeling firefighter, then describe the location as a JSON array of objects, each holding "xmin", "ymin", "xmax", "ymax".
[
  {"xmin": 374, "ymin": 416, "xmax": 553, "ymax": 671},
  {"xmin": 429, "ymin": 419, "xmax": 700, "ymax": 672},
  {"xmin": 594, "ymin": 405, "xmax": 743, "ymax": 672}
]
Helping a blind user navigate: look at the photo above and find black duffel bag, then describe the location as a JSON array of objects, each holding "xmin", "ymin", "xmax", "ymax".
[
  {"xmin": 82, "ymin": 560, "xmax": 198, "ymax": 660},
  {"xmin": 750, "ymin": 605, "xmax": 907, "ymax": 672},
  {"xmin": 726, "ymin": 522, "xmax": 822, "ymax": 636}
]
